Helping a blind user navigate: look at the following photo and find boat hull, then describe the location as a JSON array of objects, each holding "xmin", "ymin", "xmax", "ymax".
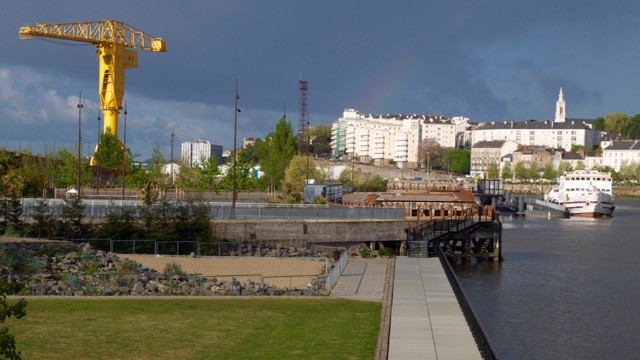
[{"xmin": 563, "ymin": 196, "xmax": 615, "ymax": 217}]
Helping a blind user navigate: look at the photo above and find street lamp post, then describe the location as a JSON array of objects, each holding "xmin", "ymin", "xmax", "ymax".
[
  {"xmin": 77, "ymin": 91, "xmax": 83, "ymax": 195},
  {"xmin": 232, "ymin": 79, "xmax": 240, "ymax": 211}
]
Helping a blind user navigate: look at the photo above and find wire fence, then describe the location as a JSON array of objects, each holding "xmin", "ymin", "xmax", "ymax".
[
  {"xmin": 13, "ymin": 271, "xmax": 327, "ymax": 297},
  {"xmin": 67, "ymin": 239, "xmax": 340, "ymax": 258},
  {"xmin": 18, "ymin": 198, "xmax": 405, "ymax": 221},
  {"xmin": 3, "ymin": 241, "xmax": 348, "ymax": 296}
]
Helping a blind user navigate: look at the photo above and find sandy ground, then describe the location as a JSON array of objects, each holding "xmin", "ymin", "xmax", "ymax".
[{"xmin": 122, "ymin": 255, "xmax": 326, "ymax": 288}]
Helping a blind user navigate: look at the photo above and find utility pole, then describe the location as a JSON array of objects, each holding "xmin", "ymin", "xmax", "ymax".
[
  {"xmin": 232, "ymin": 79, "xmax": 240, "ymax": 211},
  {"xmin": 427, "ymin": 154, "xmax": 430, "ymax": 182},
  {"xmin": 77, "ymin": 91, "xmax": 83, "ymax": 195},
  {"xmin": 121, "ymin": 102, "xmax": 127, "ymax": 199},
  {"xmin": 282, "ymin": 104, "xmax": 286, "ymax": 191},
  {"xmin": 170, "ymin": 129, "xmax": 175, "ymax": 189}
]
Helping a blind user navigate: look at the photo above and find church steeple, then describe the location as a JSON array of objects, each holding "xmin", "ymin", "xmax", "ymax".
[{"xmin": 555, "ymin": 86, "xmax": 566, "ymax": 122}]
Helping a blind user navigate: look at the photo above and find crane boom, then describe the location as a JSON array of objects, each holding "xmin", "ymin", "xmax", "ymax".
[
  {"xmin": 19, "ymin": 20, "xmax": 166, "ymax": 166},
  {"xmin": 19, "ymin": 20, "xmax": 166, "ymax": 52}
]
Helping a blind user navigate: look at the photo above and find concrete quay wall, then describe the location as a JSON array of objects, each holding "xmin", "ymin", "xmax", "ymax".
[{"xmin": 211, "ymin": 219, "xmax": 417, "ymax": 244}]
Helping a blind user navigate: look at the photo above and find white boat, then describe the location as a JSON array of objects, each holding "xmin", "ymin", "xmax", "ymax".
[{"xmin": 545, "ymin": 170, "xmax": 615, "ymax": 217}]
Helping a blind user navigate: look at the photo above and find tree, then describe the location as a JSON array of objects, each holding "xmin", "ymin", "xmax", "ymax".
[
  {"xmin": 557, "ymin": 161, "xmax": 574, "ymax": 175},
  {"xmin": 62, "ymin": 196, "xmax": 87, "ymax": 239},
  {"xmin": 542, "ymin": 163, "xmax": 558, "ymax": 180},
  {"xmin": 0, "ymin": 283, "xmax": 27, "ymax": 360},
  {"xmin": 575, "ymin": 161, "xmax": 586, "ymax": 170},
  {"xmin": 603, "ymin": 112, "xmax": 630, "ymax": 136},
  {"xmin": 55, "ymin": 148, "xmax": 91, "ymax": 189},
  {"xmin": 486, "ymin": 162, "xmax": 500, "ymax": 179},
  {"xmin": 354, "ymin": 175, "xmax": 388, "ymax": 192},
  {"xmin": 625, "ymin": 115, "xmax": 640, "ymax": 140},
  {"xmin": 570, "ymin": 144, "xmax": 584, "ymax": 153},
  {"xmin": 135, "ymin": 144, "xmax": 168, "ymax": 205},
  {"xmin": 173, "ymin": 158, "xmax": 196, "ymax": 191},
  {"xmin": 255, "ymin": 118, "xmax": 296, "ymax": 191},
  {"xmin": 514, "ymin": 161, "xmax": 528, "ymax": 180},
  {"xmin": 419, "ymin": 139, "xmax": 447, "ymax": 170},
  {"xmin": 281, "ymin": 155, "xmax": 319, "ymax": 202},
  {"xmin": 528, "ymin": 162, "xmax": 541, "ymax": 181},
  {"xmin": 593, "ymin": 117, "xmax": 605, "ymax": 131},
  {"xmin": 501, "ymin": 162, "xmax": 513, "ymax": 180},
  {"xmin": 445, "ymin": 149, "xmax": 470, "ymax": 174},
  {"xmin": 99, "ymin": 205, "xmax": 139, "ymax": 240},
  {"xmin": 308, "ymin": 125, "xmax": 332, "ymax": 156},
  {"xmin": 193, "ymin": 154, "xmax": 221, "ymax": 193},
  {"xmin": 31, "ymin": 199, "xmax": 51, "ymax": 240},
  {"xmin": 218, "ymin": 151, "xmax": 256, "ymax": 192},
  {"xmin": 0, "ymin": 150, "xmax": 46, "ymax": 198},
  {"xmin": 95, "ymin": 129, "xmax": 124, "ymax": 169},
  {"xmin": 338, "ymin": 166, "xmax": 358, "ymax": 187}
]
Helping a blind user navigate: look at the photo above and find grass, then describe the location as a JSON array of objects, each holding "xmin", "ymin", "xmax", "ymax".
[{"xmin": 10, "ymin": 298, "xmax": 381, "ymax": 360}]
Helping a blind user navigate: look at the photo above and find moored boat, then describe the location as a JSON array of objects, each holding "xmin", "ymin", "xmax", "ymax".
[{"xmin": 545, "ymin": 170, "xmax": 615, "ymax": 217}]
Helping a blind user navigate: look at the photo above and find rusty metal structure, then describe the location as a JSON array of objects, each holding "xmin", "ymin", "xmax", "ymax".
[{"xmin": 297, "ymin": 80, "xmax": 309, "ymax": 155}]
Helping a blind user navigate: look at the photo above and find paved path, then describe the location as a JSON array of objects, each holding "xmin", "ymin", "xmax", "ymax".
[
  {"xmin": 331, "ymin": 258, "xmax": 388, "ymax": 302},
  {"xmin": 388, "ymin": 256, "xmax": 481, "ymax": 360}
]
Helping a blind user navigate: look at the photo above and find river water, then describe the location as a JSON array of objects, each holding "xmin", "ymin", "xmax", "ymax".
[{"xmin": 453, "ymin": 198, "xmax": 640, "ymax": 360}]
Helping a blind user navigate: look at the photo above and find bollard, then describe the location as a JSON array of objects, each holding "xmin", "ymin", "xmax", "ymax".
[{"xmin": 518, "ymin": 196, "xmax": 525, "ymax": 213}]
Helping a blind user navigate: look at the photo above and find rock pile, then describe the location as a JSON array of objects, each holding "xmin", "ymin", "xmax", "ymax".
[{"xmin": 1, "ymin": 242, "xmax": 331, "ymax": 297}]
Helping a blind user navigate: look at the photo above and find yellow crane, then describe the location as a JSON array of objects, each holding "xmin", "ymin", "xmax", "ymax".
[{"xmin": 19, "ymin": 20, "xmax": 166, "ymax": 165}]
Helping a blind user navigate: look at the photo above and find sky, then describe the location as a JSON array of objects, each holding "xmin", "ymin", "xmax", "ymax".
[{"xmin": 2, "ymin": 1, "xmax": 640, "ymax": 160}]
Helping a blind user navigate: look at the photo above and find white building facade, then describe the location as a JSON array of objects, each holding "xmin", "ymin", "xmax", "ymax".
[
  {"xmin": 471, "ymin": 88, "xmax": 606, "ymax": 151},
  {"xmin": 331, "ymin": 109, "xmax": 464, "ymax": 168},
  {"xmin": 181, "ymin": 140, "xmax": 223, "ymax": 168},
  {"xmin": 602, "ymin": 140, "xmax": 640, "ymax": 171}
]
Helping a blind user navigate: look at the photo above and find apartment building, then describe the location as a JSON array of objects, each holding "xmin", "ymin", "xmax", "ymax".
[
  {"xmin": 331, "ymin": 109, "xmax": 463, "ymax": 168},
  {"xmin": 470, "ymin": 140, "xmax": 518, "ymax": 177},
  {"xmin": 181, "ymin": 140, "xmax": 223, "ymax": 168},
  {"xmin": 602, "ymin": 140, "xmax": 640, "ymax": 171}
]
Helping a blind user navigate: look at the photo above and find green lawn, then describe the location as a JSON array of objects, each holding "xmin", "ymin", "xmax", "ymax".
[{"xmin": 9, "ymin": 298, "xmax": 381, "ymax": 360}]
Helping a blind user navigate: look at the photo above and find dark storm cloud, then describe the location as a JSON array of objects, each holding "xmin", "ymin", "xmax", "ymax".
[{"xmin": 2, "ymin": 0, "xmax": 640, "ymax": 157}]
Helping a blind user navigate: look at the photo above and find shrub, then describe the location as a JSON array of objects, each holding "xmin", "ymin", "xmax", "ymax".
[
  {"xmin": 377, "ymin": 247, "xmax": 393, "ymax": 258},
  {"xmin": 164, "ymin": 262, "xmax": 184, "ymax": 276},
  {"xmin": 116, "ymin": 259, "xmax": 142, "ymax": 274},
  {"xmin": 311, "ymin": 196, "xmax": 326, "ymax": 205}
]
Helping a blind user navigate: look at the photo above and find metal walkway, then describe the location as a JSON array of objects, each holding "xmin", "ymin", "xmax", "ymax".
[{"xmin": 388, "ymin": 256, "xmax": 481, "ymax": 360}]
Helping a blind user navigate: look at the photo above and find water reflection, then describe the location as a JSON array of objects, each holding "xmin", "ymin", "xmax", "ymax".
[{"xmin": 453, "ymin": 199, "xmax": 640, "ymax": 359}]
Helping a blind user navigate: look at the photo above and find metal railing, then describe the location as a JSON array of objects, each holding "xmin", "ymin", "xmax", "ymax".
[
  {"xmin": 437, "ymin": 247, "xmax": 499, "ymax": 360},
  {"xmin": 325, "ymin": 250, "xmax": 348, "ymax": 291},
  {"xmin": 19, "ymin": 198, "xmax": 405, "ymax": 221},
  {"xmin": 406, "ymin": 207, "xmax": 496, "ymax": 257}
]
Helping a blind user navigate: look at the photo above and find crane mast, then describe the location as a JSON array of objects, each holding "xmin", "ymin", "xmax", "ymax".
[{"xmin": 19, "ymin": 20, "xmax": 166, "ymax": 165}]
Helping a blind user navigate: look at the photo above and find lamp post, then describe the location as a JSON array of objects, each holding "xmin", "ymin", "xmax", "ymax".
[
  {"xmin": 122, "ymin": 102, "xmax": 127, "ymax": 199},
  {"xmin": 77, "ymin": 91, "xmax": 83, "ymax": 196},
  {"xmin": 232, "ymin": 79, "xmax": 240, "ymax": 211},
  {"xmin": 170, "ymin": 129, "xmax": 175, "ymax": 192}
]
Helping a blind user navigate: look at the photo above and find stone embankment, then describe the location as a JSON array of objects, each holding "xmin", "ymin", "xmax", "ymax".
[{"xmin": 1, "ymin": 242, "xmax": 332, "ymax": 297}]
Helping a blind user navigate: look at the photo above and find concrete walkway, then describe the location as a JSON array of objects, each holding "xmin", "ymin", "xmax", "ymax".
[
  {"xmin": 331, "ymin": 258, "xmax": 388, "ymax": 302},
  {"xmin": 388, "ymin": 256, "xmax": 481, "ymax": 360}
]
